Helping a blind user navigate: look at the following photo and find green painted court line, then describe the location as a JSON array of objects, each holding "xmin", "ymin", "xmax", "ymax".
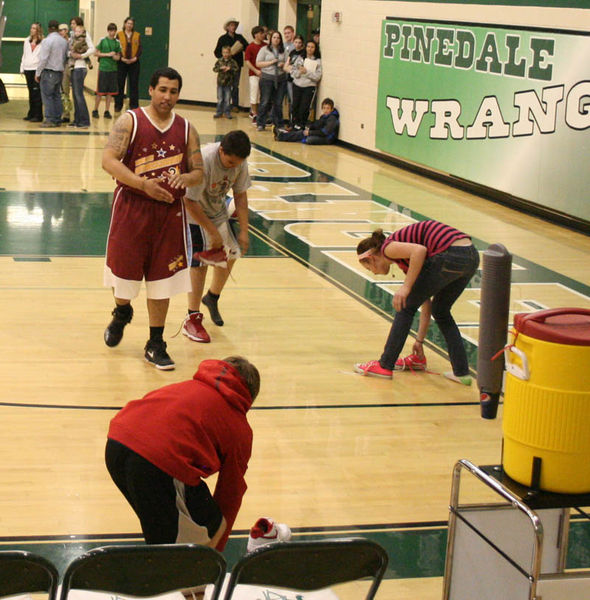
[{"xmin": 2, "ymin": 519, "xmax": 588, "ymax": 578}]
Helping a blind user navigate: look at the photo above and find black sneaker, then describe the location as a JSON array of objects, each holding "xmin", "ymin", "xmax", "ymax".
[
  {"xmin": 104, "ymin": 111, "xmax": 112, "ymax": 119},
  {"xmin": 92, "ymin": 110, "xmax": 99, "ymax": 118},
  {"xmin": 144, "ymin": 339, "xmax": 175, "ymax": 370},
  {"xmin": 104, "ymin": 305, "xmax": 133, "ymax": 347},
  {"xmin": 202, "ymin": 292, "xmax": 224, "ymax": 326}
]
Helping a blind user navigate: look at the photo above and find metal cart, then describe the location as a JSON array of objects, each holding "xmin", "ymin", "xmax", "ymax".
[{"xmin": 443, "ymin": 459, "xmax": 590, "ymax": 600}]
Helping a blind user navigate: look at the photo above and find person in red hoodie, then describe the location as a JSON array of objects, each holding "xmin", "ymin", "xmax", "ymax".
[{"xmin": 105, "ymin": 356, "xmax": 260, "ymax": 551}]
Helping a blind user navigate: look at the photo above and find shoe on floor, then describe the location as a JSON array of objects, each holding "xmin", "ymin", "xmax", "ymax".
[
  {"xmin": 354, "ymin": 360, "xmax": 393, "ymax": 379},
  {"xmin": 103, "ymin": 111, "xmax": 112, "ymax": 119},
  {"xmin": 247, "ymin": 517, "xmax": 292, "ymax": 553},
  {"xmin": 92, "ymin": 110, "xmax": 99, "ymax": 118},
  {"xmin": 104, "ymin": 305, "xmax": 133, "ymax": 347},
  {"xmin": 202, "ymin": 292, "xmax": 224, "ymax": 326},
  {"xmin": 182, "ymin": 312, "xmax": 211, "ymax": 343},
  {"xmin": 213, "ymin": 113, "xmax": 222, "ymax": 119},
  {"xmin": 144, "ymin": 339, "xmax": 175, "ymax": 370},
  {"xmin": 444, "ymin": 372, "xmax": 472, "ymax": 386},
  {"xmin": 395, "ymin": 353, "xmax": 427, "ymax": 371}
]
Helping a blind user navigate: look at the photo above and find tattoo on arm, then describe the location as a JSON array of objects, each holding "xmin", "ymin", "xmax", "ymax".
[
  {"xmin": 105, "ymin": 115, "xmax": 132, "ymax": 159},
  {"xmin": 188, "ymin": 124, "xmax": 203, "ymax": 172}
]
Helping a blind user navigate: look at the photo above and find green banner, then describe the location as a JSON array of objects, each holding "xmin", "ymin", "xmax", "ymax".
[{"xmin": 376, "ymin": 19, "xmax": 590, "ymax": 222}]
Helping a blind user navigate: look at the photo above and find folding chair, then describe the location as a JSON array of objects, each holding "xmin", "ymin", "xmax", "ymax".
[
  {"xmin": 60, "ymin": 544, "xmax": 226, "ymax": 600},
  {"xmin": 222, "ymin": 538, "xmax": 388, "ymax": 600},
  {"xmin": 0, "ymin": 550, "xmax": 59, "ymax": 600}
]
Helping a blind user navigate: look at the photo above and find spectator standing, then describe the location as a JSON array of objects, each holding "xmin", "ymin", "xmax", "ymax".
[
  {"xmin": 244, "ymin": 26, "xmax": 266, "ymax": 124},
  {"xmin": 290, "ymin": 40, "xmax": 322, "ymax": 130},
  {"xmin": 212, "ymin": 46, "xmax": 238, "ymax": 119},
  {"xmin": 93, "ymin": 23, "xmax": 121, "ymax": 119},
  {"xmin": 68, "ymin": 23, "xmax": 93, "ymax": 129},
  {"xmin": 284, "ymin": 34, "xmax": 304, "ymax": 127},
  {"xmin": 256, "ymin": 30, "xmax": 287, "ymax": 132},
  {"xmin": 115, "ymin": 17, "xmax": 141, "ymax": 113},
  {"xmin": 35, "ymin": 20, "xmax": 68, "ymax": 127},
  {"xmin": 214, "ymin": 18, "xmax": 248, "ymax": 112},
  {"xmin": 282, "ymin": 25, "xmax": 296, "ymax": 121},
  {"xmin": 20, "ymin": 22, "xmax": 44, "ymax": 122}
]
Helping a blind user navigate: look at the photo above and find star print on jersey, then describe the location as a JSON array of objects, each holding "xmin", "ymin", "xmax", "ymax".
[
  {"xmin": 168, "ymin": 254, "xmax": 185, "ymax": 272},
  {"xmin": 134, "ymin": 139, "xmax": 184, "ymax": 181}
]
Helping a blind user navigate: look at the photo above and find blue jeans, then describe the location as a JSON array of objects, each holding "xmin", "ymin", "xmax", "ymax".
[
  {"xmin": 380, "ymin": 244, "xmax": 480, "ymax": 375},
  {"xmin": 71, "ymin": 68, "xmax": 90, "ymax": 126},
  {"xmin": 258, "ymin": 77, "xmax": 287, "ymax": 128},
  {"xmin": 215, "ymin": 85, "xmax": 232, "ymax": 116},
  {"xmin": 40, "ymin": 69, "xmax": 63, "ymax": 124}
]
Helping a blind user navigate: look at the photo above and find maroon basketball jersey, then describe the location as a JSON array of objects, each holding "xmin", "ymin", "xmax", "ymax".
[{"xmin": 118, "ymin": 107, "xmax": 190, "ymax": 201}]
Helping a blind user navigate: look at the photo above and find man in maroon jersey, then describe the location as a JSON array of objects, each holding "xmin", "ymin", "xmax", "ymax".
[{"xmin": 102, "ymin": 67, "xmax": 204, "ymax": 370}]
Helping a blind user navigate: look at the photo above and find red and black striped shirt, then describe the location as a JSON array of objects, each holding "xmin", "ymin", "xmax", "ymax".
[{"xmin": 381, "ymin": 220, "xmax": 470, "ymax": 273}]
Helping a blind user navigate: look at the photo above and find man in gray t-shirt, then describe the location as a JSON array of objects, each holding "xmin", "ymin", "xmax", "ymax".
[{"xmin": 182, "ymin": 130, "xmax": 252, "ymax": 343}]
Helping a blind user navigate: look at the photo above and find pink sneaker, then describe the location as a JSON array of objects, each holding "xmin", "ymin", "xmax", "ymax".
[
  {"xmin": 395, "ymin": 353, "xmax": 427, "ymax": 371},
  {"xmin": 354, "ymin": 360, "xmax": 393, "ymax": 379},
  {"xmin": 182, "ymin": 312, "xmax": 210, "ymax": 343}
]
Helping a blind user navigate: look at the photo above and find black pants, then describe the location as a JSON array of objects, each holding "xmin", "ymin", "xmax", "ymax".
[
  {"xmin": 24, "ymin": 71, "xmax": 42, "ymax": 118},
  {"xmin": 105, "ymin": 439, "xmax": 222, "ymax": 543},
  {"xmin": 292, "ymin": 85, "xmax": 316, "ymax": 128},
  {"xmin": 115, "ymin": 61, "xmax": 140, "ymax": 111}
]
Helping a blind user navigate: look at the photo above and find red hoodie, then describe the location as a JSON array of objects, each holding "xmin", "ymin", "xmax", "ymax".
[{"xmin": 107, "ymin": 359, "xmax": 253, "ymax": 550}]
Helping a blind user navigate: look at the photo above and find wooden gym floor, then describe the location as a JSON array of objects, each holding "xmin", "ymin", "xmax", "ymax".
[{"xmin": 0, "ymin": 79, "xmax": 589, "ymax": 599}]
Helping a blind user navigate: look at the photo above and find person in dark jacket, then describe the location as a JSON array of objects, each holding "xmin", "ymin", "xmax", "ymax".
[
  {"xmin": 274, "ymin": 97, "xmax": 339, "ymax": 145},
  {"xmin": 105, "ymin": 356, "xmax": 260, "ymax": 552},
  {"xmin": 214, "ymin": 18, "xmax": 248, "ymax": 112}
]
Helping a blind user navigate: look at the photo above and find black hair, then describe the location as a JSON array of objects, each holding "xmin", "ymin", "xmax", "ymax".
[
  {"xmin": 305, "ymin": 39, "xmax": 321, "ymax": 59},
  {"xmin": 107, "ymin": 23, "xmax": 117, "ymax": 31},
  {"xmin": 220, "ymin": 130, "xmax": 251, "ymax": 159},
  {"xmin": 251, "ymin": 25, "xmax": 264, "ymax": 37},
  {"xmin": 321, "ymin": 98, "xmax": 334, "ymax": 109},
  {"xmin": 269, "ymin": 30, "xmax": 285, "ymax": 54},
  {"xmin": 149, "ymin": 67, "xmax": 183, "ymax": 92},
  {"xmin": 223, "ymin": 356, "xmax": 261, "ymax": 401},
  {"xmin": 357, "ymin": 229, "xmax": 387, "ymax": 257}
]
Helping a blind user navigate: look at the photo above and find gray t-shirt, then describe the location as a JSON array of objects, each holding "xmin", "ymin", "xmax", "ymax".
[{"xmin": 185, "ymin": 142, "xmax": 251, "ymax": 222}]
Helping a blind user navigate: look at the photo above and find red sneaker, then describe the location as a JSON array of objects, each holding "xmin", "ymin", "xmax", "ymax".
[
  {"xmin": 354, "ymin": 360, "xmax": 393, "ymax": 379},
  {"xmin": 193, "ymin": 247, "xmax": 228, "ymax": 267},
  {"xmin": 394, "ymin": 353, "xmax": 427, "ymax": 371},
  {"xmin": 182, "ymin": 312, "xmax": 210, "ymax": 343}
]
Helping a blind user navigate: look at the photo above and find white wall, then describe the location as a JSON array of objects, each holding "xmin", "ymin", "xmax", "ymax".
[
  {"xmin": 169, "ymin": 1, "xmax": 261, "ymax": 106},
  {"xmin": 316, "ymin": 0, "xmax": 590, "ymax": 151}
]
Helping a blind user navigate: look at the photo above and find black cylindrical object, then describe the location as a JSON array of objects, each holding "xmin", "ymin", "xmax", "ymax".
[{"xmin": 477, "ymin": 243, "xmax": 512, "ymax": 419}]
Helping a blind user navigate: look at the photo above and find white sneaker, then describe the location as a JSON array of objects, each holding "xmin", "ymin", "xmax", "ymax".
[{"xmin": 247, "ymin": 517, "xmax": 292, "ymax": 552}]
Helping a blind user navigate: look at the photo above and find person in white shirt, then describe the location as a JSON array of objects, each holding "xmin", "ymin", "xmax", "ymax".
[
  {"xmin": 20, "ymin": 22, "xmax": 44, "ymax": 122},
  {"xmin": 181, "ymin": 131, "xmax": 252, "ymax": 343}
]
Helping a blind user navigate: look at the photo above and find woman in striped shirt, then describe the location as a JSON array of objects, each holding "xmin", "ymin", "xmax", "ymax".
[{"xmin": 354, "ymin": 220, "xmax": 479, "ymax": 383}]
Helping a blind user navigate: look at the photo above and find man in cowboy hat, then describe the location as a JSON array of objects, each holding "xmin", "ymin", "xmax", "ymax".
[{"xmin": 214, "ymin": 18, "xmax": 248, "ymax": 112}]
